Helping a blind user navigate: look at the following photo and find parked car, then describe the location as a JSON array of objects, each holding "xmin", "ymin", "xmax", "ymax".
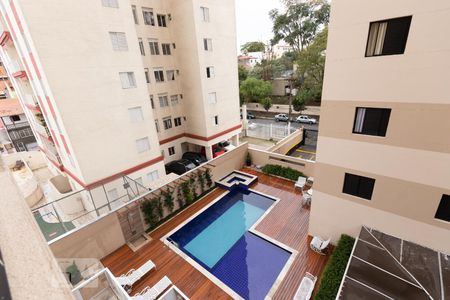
[
  {"xmin": 240, "ymin": 112, "xmax": 256, "ymax": 119},
  {"xmin": 217, "ymin": 140, "xmax": 236, "ymax": 152},
  {"xmin": 165, "ymin": 159, "xmax": 196, "ymax": 175},
  {"xmin": 182, "ymin": 152, "xmax": 207, "ymax": 166},
  {"xmin": 247, "ymin": 121, "xmax": 257, "ymax": 130},
  {"xmin": 295, "ymin": 115, "xmax": 317, "ymax": 124},
  {"xmin": 200, "ymin": 145, "xmax": 225, "ymax": 158},
  {"xmin": 274, "ymin": 113, "xmax": 289, "ymax": 122}
]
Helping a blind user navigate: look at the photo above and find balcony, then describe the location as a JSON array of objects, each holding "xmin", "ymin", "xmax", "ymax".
[
  {"xmin": 5, "ymin": 121, "xmax": 30, "ymax": 130},
  {"xmin": 12, "ymin": 70, "xmax": 28, "ymax": 80}
]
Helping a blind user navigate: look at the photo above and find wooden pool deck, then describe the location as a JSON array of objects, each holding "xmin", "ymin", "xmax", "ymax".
[{"xmin": 101, "ymin": 168, "xmax": 330, "ymax": 299}]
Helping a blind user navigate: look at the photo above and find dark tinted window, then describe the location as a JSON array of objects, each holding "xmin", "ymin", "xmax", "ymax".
[
  {"xmin": 366, "ymin": 16, "xmax": 412, "ymax": 57},
  {"xmin": 435, "ymin": 194, "xmax": 450, "ymax": 222},
  {"xmin": 343, "ymin": 173, "xmax": 375, "ymax": 200},
  {"xmin": 353, "ymin": 107, "xmax": 391, "ymax": 137}
]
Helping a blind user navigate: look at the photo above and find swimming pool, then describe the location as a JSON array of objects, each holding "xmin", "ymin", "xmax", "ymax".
[{"xmin": 167, "ymin": 188, "xmax": 291, "ymax": 300}]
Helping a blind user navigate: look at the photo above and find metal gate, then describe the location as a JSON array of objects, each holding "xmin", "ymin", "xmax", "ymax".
[{"xmin": 303, "ymin": 129, "xmax": 318, "ymax": 148}]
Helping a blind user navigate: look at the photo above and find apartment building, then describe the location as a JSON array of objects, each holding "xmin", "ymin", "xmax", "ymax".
[
  {"xmin": 0, "ymin": 0, "xmax": 240, "ymax": 192},
  {"xmin": 309, "ymin": 0, "xmax": 450, "ymax": 253}
]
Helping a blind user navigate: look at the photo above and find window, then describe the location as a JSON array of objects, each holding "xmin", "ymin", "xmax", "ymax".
[
  {"xmin": 168, "ymin": 146, "xmax": 175, "ymax": 156},
  {"xmin": 142, "ymin": 8, "xmax": 155, "ymax": 25},
  {"xmin": 150, "ymin": 95, "xmax": 155, "ymax": 109},
  {"xmin": 144, "ymin": 68, "xmax": 150, "ymax": 83},
  {"xmin": 148, "ymin": 39, "xmax": 160, "ymax": 55},
  {"xmin": 353, "ymin": 107, "xmax": 391, "ymax": 137},
  {"xmin": 206, "ymin": 66, "xmax": 215, "ymax": 78},
  {"xmin": 128, "ymin": 107, "xmax": 144, "ymax": 122},
  {"xmin": 208, "ymin": 92, "xmax": 217, "ymax": 104},
  {"xmin": 162, "ymin": 43, "xmax": 171, "ymax": 55},
  {"xmin": 366, "ymin": 16, "xmax": 412, "ymax": 57},
  {"xmin": 131, "ymin": 5, "xmax": 139, "ymax": 24},
  {"xmin": 174, "ymin": 117, "xmax": 182, "ymax": 127},
  {"xmin": 10, "ymin": 115, "xmax": 20, "ymax": 122},
  {"xmin": 163, "ymin": 117, "xmax": 172, "ymax": 130},
  {"xmin": 200, "ymin": 7, "xmax": 210, "ymax": 22},
  {"xmin": 166, "ymin": 70, "xmax": 175, "ymax": 81},
  {"xmin": 157, "ymin": 14, "xmax": 167, "ymax": 27},
  {"xmin": 147, "ymin": 170, "xmax": 159, "ymax": 182},
  {"xmin": 343, "ymin": 173, "xmax": 375, "ymax": 200},
  {"xmin": 119, "ymin": 72, "xmax": 136, "ymax": 88},
  {"xmin": 203, "ymin": 38, "xmax": 212, "ymax": 51},
  {"xmin": 170, "ymin": 95, "xmax": 179, "ymax": 105},
  {"xmin": 135, "ymin": 137, "xmax": 150, "ymax": 153},
  {"xmin": 109, "ymin": 32, "xmax": 128, "ymax": 51},
  {"xmin": 102, "ymin": 0, "xmax": 118, "ymax": 8},
  {"xmin": 138, "ymin": 38, "xmax": 145, "ymax": 55},
  {"xmin": 154, "ymin": 69, "xmax": 164, "ymax": 82},
  {"xmin": 435, "ymin": 194, "xmax": 450, "ymax": 222},
  {"xmin": 159, "ymin": 94, "xmax": 169, "ymax": 107},
  {"xmin": 212, "ymin": 115, "xmax": 218, "ymax": 126},
  {"xmin": 155, "ymin": 119, "xmax": 159, "ymax": 132}
]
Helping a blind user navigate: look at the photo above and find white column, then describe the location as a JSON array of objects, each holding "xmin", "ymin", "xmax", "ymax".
[
  {"xmin": 205, "ymin": 145, "xmax": 214, "ymax": 160},
  {"xmin": 242, "ymin": 104, "xmax": 248, "ymax": 136},
  {"xmin": 231, "ymin": 134, "xmax": 239, "ymax": 146}
]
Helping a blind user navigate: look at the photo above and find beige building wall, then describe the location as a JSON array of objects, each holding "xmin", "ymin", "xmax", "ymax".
[
  {"xmin": 0, "ymin": 164, "xmax": 74, "ymax": 300},
  {"xmin": 310, "ymin": 0, "xmax": 450, "ymax": 253}
]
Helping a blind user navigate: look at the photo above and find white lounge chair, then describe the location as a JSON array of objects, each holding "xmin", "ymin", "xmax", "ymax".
[
  {"xmin": 132, "ymin": 276, "xmax": 172, "ymax": 300},
  {"xmin": 293, "ymin": 272, "xmax": 317, "ymax": 300},
  {"xmin": 310, "ymin": 236, "xmax": 330, "ymax": 255},
  {"xmin": 295, "ymin": 176, "xmax": 307, "ymax": 189},
  {"xmin": 116, "ymin": 260, "xmax": 156, "ymax": 287}
]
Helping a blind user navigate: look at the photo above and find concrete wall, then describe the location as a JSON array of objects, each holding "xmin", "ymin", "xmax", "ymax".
[
  {"xmin": 249, "ymin": 147, "xmax": 315, "ymax": 177},
  {"xmin": 267, "ymin": 129, "xmax": 303, "ymax": 155},
  {"xmin": 310, "ymin": 0, "xmax": 450, "ymax": 253},
  {"xmin": 50, "ymin": 212, "xmax": 125, "ymax": 260},
  {"xmin": 1, "ymin": 150, "xmax": 47, "ymax": 170},
  {"xmin": 0, "ymin": 164, "xmax": 74, "ymax": 299}
]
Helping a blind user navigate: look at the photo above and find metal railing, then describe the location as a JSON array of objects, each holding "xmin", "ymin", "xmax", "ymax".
[
  {"xmin": 246, "ymin": 122, "xmax": 297, "ymax": 140},
  {"xmin": 32, "ymin": 175, "xmax": 149, "ymax": 242}
]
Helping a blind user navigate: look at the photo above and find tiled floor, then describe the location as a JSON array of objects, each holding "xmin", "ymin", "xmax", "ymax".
[{"xmin": 101, "ymin": 169, "xmax": 330, "ymax": 299}]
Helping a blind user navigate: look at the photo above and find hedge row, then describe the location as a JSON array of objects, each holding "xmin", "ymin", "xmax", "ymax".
[
  {"xmin": 315, "ymin": 234, "xmax": 355, "ymax": 300},
  {"xmin": 261, "ymin": 164, "xmax": 304, "ymax": 181}
]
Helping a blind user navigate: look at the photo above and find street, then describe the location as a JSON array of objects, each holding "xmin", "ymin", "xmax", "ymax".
[{"xmin": 247, "ymin": 117, "xmax": 319, "ymax": 131}]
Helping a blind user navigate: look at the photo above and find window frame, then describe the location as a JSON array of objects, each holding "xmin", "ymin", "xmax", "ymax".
[
  {"xmin": 142, "ymin": 8, "xmax": 155, "ymax": 26},
  {"xmin": 148, "ymin": 39, "xmax": 160, "ymax": 55},
  {"xmin": 168, "ymin": 146, "xmax": 175, "ymax": 156},
  {"xmin": 109, "ymin": 32, "xmax": 128, "ymax": 51},
  {"xmin": 342, "ymin": 173, "xmax": 376, "ymax": 200},
  {"xmin": 135, "ymin": 137, "xmax": 150, "ymax": 153},
  {"xmin": 153, "ymin": 69, "xmax": 164, "ymax": 82},
  {"xmin": 162, "ymin": 43, "xmax": 171, "ymax": 55},
  {"xmin": 352, "ymin": 107, "xmax": 391, "ymax": 137},
  {"xmin": 435, "ymin": 194, "xmax": 450, "ymax": 222},
  {"xmin": 158, "ymin": 94, "xmax": 169, "ymax": 108},
  {"xmin": 163, "ymin": 117, "xmax": 172, "ymax": 130},
  {"xmin": 157, "ymin": 14, "xmax": 167, "ymax": 27},
  {"xmin": 365, "ymin": 16, "xmax": 412, "ymax": 57},
  {"xmin": 119, "ymin": 72, "xmax": 137, "ymax": 89},
  {"xmin": 128, "ymin": 106, "xmax": 144, "ymax": 123},
  {"xmin": 200, "ymin": 7, "xmax": 210, "ymax": 22}
]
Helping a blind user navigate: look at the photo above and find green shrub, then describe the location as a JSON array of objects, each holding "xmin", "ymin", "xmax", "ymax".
[
  {"xmin": 261, "ymin": 164, "xmax": 304, "ymax": 181},
  {"xmin": 162, "ymin": 188, "xmax": 174, "ymax": 212},
  {"xmin": 141, "ymin": 199, "xmax": 162, "ymax": 228},
  {"xmin": 315, "ymin": 234, "xmax": 355, "ymax": 300}
]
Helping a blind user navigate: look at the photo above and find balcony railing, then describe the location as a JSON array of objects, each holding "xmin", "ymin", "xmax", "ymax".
[{"xmin": 5, "ymin": 122, "xmax": 30, "ymax": 130}]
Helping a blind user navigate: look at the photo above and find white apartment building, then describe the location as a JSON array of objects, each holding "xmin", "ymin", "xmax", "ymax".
[
  {"xmin": 309, "ymin": 0, "xmax": 450, "ymax": 254},
  {"xmin": 0, "ymin": 0, "xmax": 240, "ymax": 192}
]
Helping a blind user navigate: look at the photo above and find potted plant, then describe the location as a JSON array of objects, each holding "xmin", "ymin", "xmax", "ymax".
[{"xmin": 246, "ymin": 152, "xmax": 252, "ymax": 166}]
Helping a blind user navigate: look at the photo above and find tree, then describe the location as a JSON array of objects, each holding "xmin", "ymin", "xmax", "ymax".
[
  {"xmin": 240, "ymin": 41, "xmax": 266, "ymax": 53},
  {"xmin": 296, "ymin": 27, "xmax": 328, "ymax": 103},
  {"xmin": 292, "ymin": 93, "xmax": 306, "ymax": 113},
  {"xmin": 261, "ymin": 97, "xmax": 273, "ymax": 112},
  {"xmin": 250, "ymin": 59, "xmax": 284, "ymax": 81},
  {"xmin": 240, "ymin": 77, "xmax": 272, "ymax": 103},
  {"xmin": 238, "ymin": 65, "xmax": 249, "ymax": 83},
  {"xmin": 270, "ymin": 0, "xmax": 330, "ymax": 52}
]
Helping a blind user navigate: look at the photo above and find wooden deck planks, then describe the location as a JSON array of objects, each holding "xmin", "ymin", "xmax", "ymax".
[{"xmin": 101, "ymin": 169, "xmax": 329, "ymax": 299}]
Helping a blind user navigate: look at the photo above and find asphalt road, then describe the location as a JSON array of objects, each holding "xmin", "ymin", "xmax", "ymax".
[{"xmin": 248, "ymin": 118, "xmax": 319, "ymax": 131}]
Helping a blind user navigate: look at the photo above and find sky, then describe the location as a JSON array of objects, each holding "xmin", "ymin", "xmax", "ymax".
[{"xmin": 235, "ymin": 0, "xmax": 284, "ymax": 52}]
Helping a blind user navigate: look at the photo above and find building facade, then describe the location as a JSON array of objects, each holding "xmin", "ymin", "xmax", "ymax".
[
  {"xmin": 309, "ymin": 0, "xmax": 450, "ymax": 253},
  {"xmin": 0, "ymin": 0, "xmax": 240, "ymax": 191}
]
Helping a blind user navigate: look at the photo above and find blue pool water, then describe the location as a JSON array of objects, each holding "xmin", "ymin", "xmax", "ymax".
[{"xmin": 169, "ymin": 188, "xmax": 291, "ymax": 300}]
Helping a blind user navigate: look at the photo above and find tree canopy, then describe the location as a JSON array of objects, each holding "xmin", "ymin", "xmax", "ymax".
[
  {"xmin": 240, "ymin": 41, "xmax": 266, "ymax": 53},
  {"xmin": 269, "ymin": 0, "xmax": 330, "ymax": 52},
  {"xmin": 239, "ymin": 77, "xmax": 272, "ymax": 103},
  {"xmin": 295, "ymin": 27, "xmax": 328, "ymax": 103}
]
